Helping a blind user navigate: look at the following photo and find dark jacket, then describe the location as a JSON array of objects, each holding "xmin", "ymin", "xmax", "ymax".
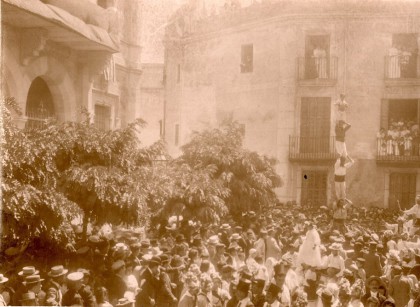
[
  {"xmin": 155, "ymin": 271, "xmax": 177, "ymax": 306},
  {"xmin": 62, "ymin": 285, "xmax": 95, "ymax": 307},
  {"xmin": 363, "ymin": 252, "xmax": 382, "ymax": 278},
  {"xmin": 107, "ymin": 274, "xmax": 127, "ymax": 304},
  {"xmin": 136, "ymin": 267, "xmax": 159, "ymax": 307}
]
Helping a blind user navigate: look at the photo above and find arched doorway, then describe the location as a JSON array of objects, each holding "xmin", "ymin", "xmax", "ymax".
[{"xmin": 25, "ymin": 77, "xmax": 55, "ymax": 129}]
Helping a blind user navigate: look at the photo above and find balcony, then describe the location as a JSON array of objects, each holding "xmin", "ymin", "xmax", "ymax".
[
  {"xmin": 384, "ymin": 54, "xmax": 420, "ymax": 86},
  {"xmin": 297, "ymin": 56, "xmax": 338, "ymax": 87},
  {"xmin": 289, "ymin": 136, "xmax": 338, "ymax": 162},
  {"xmin": 376, "ymin": 137, "xmax": 420, "ymax": 167}
]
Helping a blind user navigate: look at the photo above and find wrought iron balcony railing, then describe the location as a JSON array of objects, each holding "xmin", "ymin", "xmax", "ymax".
[
  {"xmin": 297, "ymin": 56, "xmax": 338, "ymax": 83},
  {"xmin": 385, "ymin": 54, "xmax": 420, "ymax": 79},
  {"xmin": 289, "ymin": 136, "xmax": 338, "ymax": 161},
  {"xmin": 376, "ymin": 137, "xmax": 420, "ymax": 165}
]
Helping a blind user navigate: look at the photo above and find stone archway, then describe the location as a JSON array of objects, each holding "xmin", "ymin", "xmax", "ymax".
[
  {"xmin": 25, "ymin": 56, "xmax": 78, "ymax": 123},
  {"xmin": 25, "ymin": 77, "xmax": 55, "ymax": 129}
]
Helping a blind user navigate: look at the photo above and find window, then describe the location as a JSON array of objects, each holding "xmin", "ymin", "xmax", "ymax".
[
  {"xmin": 25, "ymin": 77, "xmax": 55, "ymax": 129},
  {"xmin": 301, "ymin": 170, "xmax": 328, "ymax": 207},
  {"xmin": 389, "ymin": 33, "xmax": 418, "ymax": 78},
  {"xmin": 300, "ymin": 97, "xmax": 331, "ymax": 153},
  {"xmin": 305, "ymin": 35, "xmax": 330, "ymax": 79},
  {"xmin": 241, "ymin": 44, "xmax": 253, "ymax": 73},
  {"xmin": 94, "ymin": 105, "xmax": 111, "ymax": 131},
  {"xmin": 175, "ymin": 124, "xmax": 179, "ymax": 146},
  {"xmin": 177, "ymin": 64, "xmax": 181, "ymax": 83},
  {"xmin": 389, "ymin": 173, "xmax": 417, "ymax": 209}
]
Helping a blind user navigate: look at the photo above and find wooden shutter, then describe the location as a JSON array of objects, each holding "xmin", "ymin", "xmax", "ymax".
[
  {"xmin": 389, "ymin": 173, "xmax": 417, "ymax": 210},
  {"xmin": 380, "ymin": 99, "xmax": 389, "ymax": 130}
]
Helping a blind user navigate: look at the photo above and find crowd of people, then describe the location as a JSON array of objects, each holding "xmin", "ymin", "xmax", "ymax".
[
  {"xmin": 377, "ymin": 120, "xmax": 420, "ymax": 157},
  {"xmin": 1, "ymin": 196, "xmax": 420, "ymax": 307},
  {"xmin": 1, "ymin": 95, "xmax": 419, "ymax": 306}
]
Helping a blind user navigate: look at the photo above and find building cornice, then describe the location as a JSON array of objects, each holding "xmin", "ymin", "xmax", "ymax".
[{"xmin": 177, "ymin": 12, "xmax": 419, "ymax": 45}]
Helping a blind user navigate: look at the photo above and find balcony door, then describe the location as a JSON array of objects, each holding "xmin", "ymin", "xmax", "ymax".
[
  {"xmin": 389, "ymin": 173, "xmax": 417, "ymax": 209},
  {"xmin": 300, "ymin": 97, "xmax": 331, "ymax": 154},
  {"xmin": 392, "ymin": 33, "xmax": 418, "ymax": 78},
  {"xmin": 301, "ymin": 170, "xmax": 328, "ymax": 207},
  {"xmin": 305, "ymin": 35, "xmax": 330, "ymax": 79}
]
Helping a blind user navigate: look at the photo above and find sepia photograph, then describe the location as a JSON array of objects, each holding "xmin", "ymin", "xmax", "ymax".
[{"xmin": 1, "ymin": 0, "xmax": 420, "ymax": 306}]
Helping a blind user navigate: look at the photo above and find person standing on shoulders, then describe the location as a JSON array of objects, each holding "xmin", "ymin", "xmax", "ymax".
[{"xmin": 334, "ymin": 155, "xmax": 354, "ymax": 204}]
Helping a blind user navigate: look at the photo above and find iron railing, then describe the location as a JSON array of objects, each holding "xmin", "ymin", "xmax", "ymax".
[
  {"xmin": 385, "ymin": 54, "xmax": 420, "ymax": 79},
  {"xmin": 376, "ymin": 137, "xmax": 420, "ymax": 163},
  {"xmin": 297, "ymin": 56, "xmax": 338, "ymax": 81},
  {"xmin": 289, "ymin": 136, "xmax": 338, "ymax": 161}
]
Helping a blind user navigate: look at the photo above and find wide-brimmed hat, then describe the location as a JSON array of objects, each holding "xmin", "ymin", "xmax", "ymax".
[
  {"xmin": 387, "ymin": 250, "xmax": 401, "ymax": 262},
  {"xmin": 23, "ymin": 275, "xmax": 44, "ymax": 285},
  {"xmin": 18, "ymin": 266, "xmax": 39, "ymax": 277},
  {"xmin": 67, "ymin": 272, "xmax": 84, "ymax": 283},
  {"xmin": 208, "ymin": 235, "xmax": 219, "ymax": 245},
  {"xmin": 366, "ymin": 276, "xmax": 382, "ymax": 286},
  {"xmin": 149, "ymin": 256, "xmax": 161, "ymax": 266},
  {"xmin": 329, "ymin": 243, "xmax": 342, "ymax": 250},
  {"xmin": 0, "ymin": 274, "xmax": 9, "ymax": 284},
  {"xmin": 230, "ymin": 233, "xmax": 241, "ymax": 240},
  {"xmin": 220, "ymin": 224, "xmax": 231, "ymax": 230},
  {"xmin": 48, "ymin": 265, "xmax": 68, "ymax": 277}
]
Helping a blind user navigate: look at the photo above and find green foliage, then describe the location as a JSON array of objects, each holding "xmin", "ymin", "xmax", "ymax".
[
  {"xmin": 179, "ymin": 121, "xmax": 283, "ymax": 218},
  {"xmin": 147, "ymin": 163, "xmax": 230, "ymax": 223},
  {"xmin": 1, "ymin": 98, "xmax": 162, "ymax": 253}
]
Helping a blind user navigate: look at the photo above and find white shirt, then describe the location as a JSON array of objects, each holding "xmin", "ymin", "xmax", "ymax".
[
  {"xmin": 280, "ymin": 284, "xmax": 291, "ymax": 307},
  {"xmin": 405, "ymin": 203, "xmax": 420, "ymax": 219},
  {"xmin": 327, "ymin": 254, "xmax": 345, "ymax": 273},
  {"xmin": 334, "ymin": 159, "xmax": 353, "ymax": 176}
]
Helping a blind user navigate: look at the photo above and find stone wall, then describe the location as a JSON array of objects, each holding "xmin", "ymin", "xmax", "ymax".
[{"xmin": 164, "ymin": 2, "xmax": 420, "ymax": 206}]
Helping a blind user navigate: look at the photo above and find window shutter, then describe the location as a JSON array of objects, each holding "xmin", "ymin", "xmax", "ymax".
[{"xmin": 380, "ymin": 99, "xmax": 389, "ymax": 130}]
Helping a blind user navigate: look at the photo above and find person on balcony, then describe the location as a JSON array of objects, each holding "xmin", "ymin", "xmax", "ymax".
[
  {"xmin": 313, "ymin": 45, "xmax": 327, "ymax": 79},
  {"xmin": 334, "ymin": 154, "xmax": 354, "ymax": 204},
  {"xmin": 377, "ymin": 128, "xmax": 387, "ymax": 156},
  {"xmin": 388, "ymin": 44, "xmax": 401, "ymax": 78},
  {"xmin": 335, "ymin": 120, "xmax": 351, "ymax": 156},
  {"xmin": 334, "ymin": 94, "xmax": 349, "ymax": 124}
]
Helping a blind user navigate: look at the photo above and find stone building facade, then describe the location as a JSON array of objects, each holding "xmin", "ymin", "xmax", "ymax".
[
  {"xmin": 1, "ymin": 0, "xmax": 163, "ymax": 145},
  {"xmin": 164, "ymin": 0, "xmax": 420, "ymax": 208}
]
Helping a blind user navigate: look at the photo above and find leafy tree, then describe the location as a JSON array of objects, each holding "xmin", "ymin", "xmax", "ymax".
[
  {"xmin": 1, "ymin": 98, "xmax": 81, "ymax": 256},
  {"xmin": 1, "ymin": 98, "xmax": 164, "ymax": 258},
  {"xmin": 179, "ymin": 121, "xmax": 283, "ymax": 218}
]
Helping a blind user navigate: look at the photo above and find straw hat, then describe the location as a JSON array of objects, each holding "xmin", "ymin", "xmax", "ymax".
[
  {"xmin": 23, "ymin": 275, "xmax": 44, "ymax": 285},
  {"xmin": 48, "ymin": 265, "xmax": 68, "ymax": 278},
  {"xmin": 18, "ymin": 266, "xmax": 39, "ymax": 277}
]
